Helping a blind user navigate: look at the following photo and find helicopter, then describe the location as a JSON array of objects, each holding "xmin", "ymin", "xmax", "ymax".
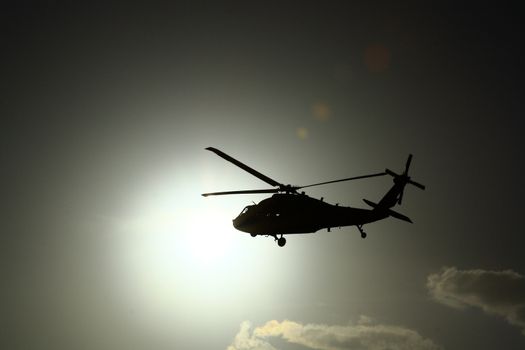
[{"xmin": 202, "ymin": 147, "xmax": 425, "ymax": 247}]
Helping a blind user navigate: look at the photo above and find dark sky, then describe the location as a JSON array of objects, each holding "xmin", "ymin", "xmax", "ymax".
[{"xmin": 2, "ymin": 3, "xmax": 525, "ymax": 350}]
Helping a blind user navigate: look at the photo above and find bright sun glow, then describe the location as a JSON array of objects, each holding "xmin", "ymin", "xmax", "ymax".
[
  {"xmin": 121, "ymin": 199, "xmax": 238, "ymax": 267},
  {"xmin": 111, "ymin": 168, "xmax": 303, "ymax": 339},
  {"xmin": 114, "ymin": 179, "xmax": 247, "ymax": 327},
  {"xmin": 182, "ymin": 206, "xmax": 236, "ymax": 262}
]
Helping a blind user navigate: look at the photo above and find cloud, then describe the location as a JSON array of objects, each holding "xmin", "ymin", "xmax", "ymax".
[
  {"xmin": 427, "ymin": 266, "xmax": 525, "ymax": 334},
  {"xmin": 227, "ymin": 321, "xmax": 277, "ymax": 350},
  {"xmin": 228, "ymin": 316, "xmax": 442, "ymax": 350}
]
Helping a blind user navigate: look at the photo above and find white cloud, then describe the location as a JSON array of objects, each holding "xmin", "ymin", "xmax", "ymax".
[
  {"xmin": 427, "ymin": 266, "xmax": 525, "ymax": 334},
  {"xmin": 227, "ymin": 317, "xmax": 442, "ymax": 350},
  {"xmin": 227, "ymin": 321, "xmax": 277, "ymax": 350}
]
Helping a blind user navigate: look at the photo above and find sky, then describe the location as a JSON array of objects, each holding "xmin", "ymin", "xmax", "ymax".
[{"xmin": 2, "ymin": 2, "xmax": 525, "ymax": 350}]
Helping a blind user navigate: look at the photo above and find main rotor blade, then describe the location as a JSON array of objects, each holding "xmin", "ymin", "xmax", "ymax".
[
  {"xmin": 385, "ymin": 168, "xmax": 398, "ymax": 177},
  {"xmin": 298, "ymin": 172, "xmax": 387, "ymax": 189},
  {"xmin": 205, "ymin": 147, "xmax": 281, "ymax": 187},
  {"xmin": 201, "ymin": 188, "xmax": 279, "ymax": 197}
]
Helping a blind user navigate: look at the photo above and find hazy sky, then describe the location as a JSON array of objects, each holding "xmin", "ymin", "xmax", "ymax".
[{"xmin": 2, "ymin": 3, "xmax": 525, "ymax": 350}]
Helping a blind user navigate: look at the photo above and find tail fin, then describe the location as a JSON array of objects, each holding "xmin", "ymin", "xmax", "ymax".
[
  {"xmin": 361, "ymin": 154, "xmax": 423, "ymax": 224},
  {"xmin": 377, "ymin": 154, "xmax": 425, "ymax": 208}
]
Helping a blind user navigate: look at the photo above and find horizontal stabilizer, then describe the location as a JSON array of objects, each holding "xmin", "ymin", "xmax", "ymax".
[
  {"xmin": 388, "ymin": 209, "xmax": 412, "ymax": 223},
  {"xmin": 363, "ymin": 198, "xmax": 378, "ymax": 208},
  {"xmin": 363, "ymin": 198, "xmax": 411, "ymax": 222}
]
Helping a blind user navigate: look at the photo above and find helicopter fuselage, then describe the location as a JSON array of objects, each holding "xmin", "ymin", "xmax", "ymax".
[{"xmin": 232, "ymin": 193, "xmax": 388, "ymax": 236}]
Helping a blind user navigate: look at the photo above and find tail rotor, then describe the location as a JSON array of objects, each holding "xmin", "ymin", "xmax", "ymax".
[{"xmin": 385, "ymin": 154, "xmax": 425, "ymax": 205}]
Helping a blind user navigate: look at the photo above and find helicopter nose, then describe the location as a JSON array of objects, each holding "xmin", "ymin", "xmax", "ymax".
[
  {"xmin": 233, "ymin": 215, "xmax": 247, "ymax": 231},
  {"xmin": 232, "ymin": 216, "xmax": 242, "ymax": 229}
]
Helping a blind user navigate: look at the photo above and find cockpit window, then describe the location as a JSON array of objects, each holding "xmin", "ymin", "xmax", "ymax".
[{"xmin": 240, "ymin": 206, "xmax": 251, "ymax": 215}]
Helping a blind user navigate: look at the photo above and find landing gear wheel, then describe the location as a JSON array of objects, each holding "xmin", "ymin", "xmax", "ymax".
[
  {"xmin": 250, "ymin": 233, "xmax": 257, "ymax": 237},
  {"xmin": 357, "ymin": 225, "xmax": 367, "ymax": 239},
  {"xmin": 277, "ymin": 237, "xmax": 286, "ymax": 247}
]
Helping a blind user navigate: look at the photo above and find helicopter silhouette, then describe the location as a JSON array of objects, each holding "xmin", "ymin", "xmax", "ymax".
[{"xmin": 202, "ymin": 147, "xmax": 425, "ymax": 247}]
